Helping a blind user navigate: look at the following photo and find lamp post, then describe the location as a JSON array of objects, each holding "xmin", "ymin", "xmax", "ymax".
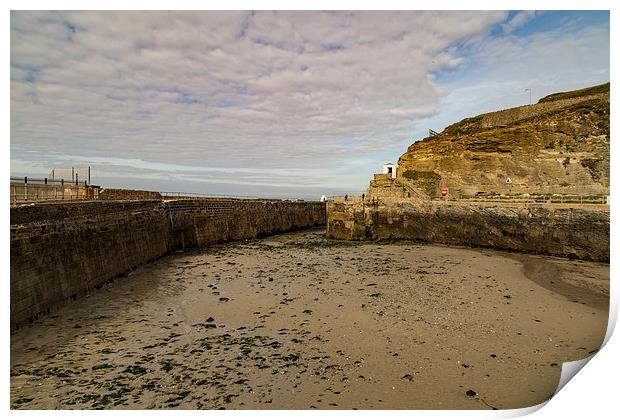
[{"xmin": 525, "ymin": 88, "xmax": 531, "ymax": 105}]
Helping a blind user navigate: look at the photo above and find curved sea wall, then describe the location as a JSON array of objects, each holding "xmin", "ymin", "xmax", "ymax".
[
  {"xmin": 11, "ymin": 199, "xmax": 325, "ymax": 330},
  {"xmin": 326, "ymin": 200, "xmax": 609, "ymax": 262}
]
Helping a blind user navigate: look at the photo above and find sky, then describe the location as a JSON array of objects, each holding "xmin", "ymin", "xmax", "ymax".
[{"xmin": 10, "ymin": 10, "xmax": 610, "ymax": 199}]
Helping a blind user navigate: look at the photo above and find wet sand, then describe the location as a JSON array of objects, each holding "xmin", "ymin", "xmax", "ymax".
[{"xmin": 10, "ymin": 228, "xmax": 609, "ymax": 410}]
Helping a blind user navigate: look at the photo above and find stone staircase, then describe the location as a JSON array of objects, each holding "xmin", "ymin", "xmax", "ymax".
[{"xmin": 366, "ymin": 174, "xmax": 429, "ymax": 201}]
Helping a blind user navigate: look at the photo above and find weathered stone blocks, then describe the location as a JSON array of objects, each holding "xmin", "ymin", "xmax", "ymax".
[
  {"xmin": 327, "ymin": 200, "xmax": 609, "ymax": 262},
  {"xmin": 10, "ymin": 199, "xmax": 326, "ymax": 330}
]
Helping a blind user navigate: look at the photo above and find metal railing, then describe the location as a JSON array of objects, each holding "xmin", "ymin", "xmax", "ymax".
[
  {"xmin": 160, "ymin": 191, "xmax": 320, "ymax": 202},
  {"xmin": 326, "ymin": 195, "xmax": 365, "ymax": 202},
  {"xmin": 161, "ymin": 191, "xmax": 270, "ymax": 200},
  {"xmin": 10, "ymin": 177, "xmax": 100, "ymax": 206},
  {"xmin": 327, "ymin": 192, "xmax": 609, "ymax": 208},
  {"xmin": 433, "ymin": 194, "xmax": 609, "ymax": 205},
  {"xmin": 393, "ymin": 178, "xmax": 430, "ymax": 200}
]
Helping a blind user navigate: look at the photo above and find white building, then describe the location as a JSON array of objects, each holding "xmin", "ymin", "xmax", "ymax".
[{"xmin": 383, "ymin": 163, "xmax": 397, "ymax": 179}]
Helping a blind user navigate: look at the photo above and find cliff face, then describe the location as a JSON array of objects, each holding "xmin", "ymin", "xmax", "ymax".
[{"xmin": 397, "ymin": 83, "xmax": 610, "ymax": 197}]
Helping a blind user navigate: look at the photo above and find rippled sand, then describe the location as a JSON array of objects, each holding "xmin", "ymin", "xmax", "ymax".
[{"xmin": 10, "ymin": 228, "xmax": 609, "ymax": 409}]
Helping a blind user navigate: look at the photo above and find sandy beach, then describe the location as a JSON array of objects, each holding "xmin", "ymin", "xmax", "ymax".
[{"xmin": 10, "ymin": 228, "xmax": 609, "ymax": 410}]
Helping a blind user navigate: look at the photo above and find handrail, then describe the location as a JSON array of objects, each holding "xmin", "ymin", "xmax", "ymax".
[
  {"xmin": 327, "ymin": 192, "xmax": 608, "ymax": 206},
  {"xmin": 392, "ymin": 178, "xmax": 430, "ymax": 200},
  {"xmin": 10, "ymin": 176, "xmax": 95, "ymax": 187},
  {"xmin": 433, "ymin": 194, "xmax": 608, "ymax": 205},
  {"xmin": 10, "ymin": 179, "xmax": 99, "ymax": 206},
  {"xmin": 160, "ymin": 191, "xmax": 321, "ymax": 201}
]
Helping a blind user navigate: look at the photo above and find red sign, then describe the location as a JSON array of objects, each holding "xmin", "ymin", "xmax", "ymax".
[{"xmin": 441, "ymin": 188, "xmax": 449, "ymax": 196}]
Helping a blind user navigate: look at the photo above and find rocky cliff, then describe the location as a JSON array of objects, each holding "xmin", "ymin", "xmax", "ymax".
[{"xmin": 396, "ymin": 83, "xmax": 610, "ymax": 197}]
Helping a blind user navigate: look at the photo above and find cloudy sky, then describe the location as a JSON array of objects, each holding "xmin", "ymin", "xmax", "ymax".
[{"xmin": 10, "ymin": 10, "xmax": 610, "ymax": 199}]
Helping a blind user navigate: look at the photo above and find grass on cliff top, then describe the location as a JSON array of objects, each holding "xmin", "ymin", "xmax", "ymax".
[
  {"xmin": 436, "ymin": 115, "xmax": 485, "ymax": 137},
  {"xmin": 538, "ymin": 82, "xmax": 609, "ymax": 103},
  {"xmin": 420, "ymin": 82, "xmax": 609, "ymax": 137},
  {"xmin": 505, "ymin": 97, "xmax": 610, "ymax": 129},
  {"xmin": 402, "ymin": 82, "xmax": 609, "ymax": 159}
]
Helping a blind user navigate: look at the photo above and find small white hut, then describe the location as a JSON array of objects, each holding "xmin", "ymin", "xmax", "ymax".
[{"xmin": 383, "ymin": 163, "xmax": 397, "ymax": 179}]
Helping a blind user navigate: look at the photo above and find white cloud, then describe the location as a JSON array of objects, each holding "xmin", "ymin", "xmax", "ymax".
[
  {"xmin": 9, "ymin": 11, "xmax": 609, "ymax": 197},
  {"xmin": 501, "ymin": 10, "xmax": 537, "ymax": 34},
  {"xmin": 411, "ymin": 16, "xmax": 610, "ymax": 143}
]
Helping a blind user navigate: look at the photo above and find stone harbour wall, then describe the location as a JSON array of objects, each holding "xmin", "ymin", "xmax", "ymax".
[
  {"xmin": 98, "ymin": 188, "xmax": 163, "ymax": 201},
  {"xmin": 10, "ymin": 200, "xmax": 163, "ymax": 225},
  {"xmin": 326, "ymin": 200, "xmax": 609, "ymax": 262},
  {"xmin": 11, "ymin": 201, "xmax": 170, "ymax": 330},
  {"xmin": 11, "ymin": 199, "xmax": 326, "ymax": 330},
  {"xmin": 166, "ymin": 199, "xmax": 326, "ymax": 248}
]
